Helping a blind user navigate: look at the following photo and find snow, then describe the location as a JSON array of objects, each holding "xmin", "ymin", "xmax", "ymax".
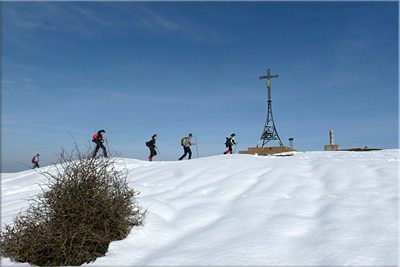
[{"xmin": 2, "ymin": 150, "xmax": 398, "ymax": 266}]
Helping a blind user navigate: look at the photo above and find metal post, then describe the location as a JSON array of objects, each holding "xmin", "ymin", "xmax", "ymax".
[
  {"xmin": 330, "ymin": 130, "xmax": 334, "ymax": 146},
  {"xmin": 289, "ymin": 138, "xmax": 294, "ymax": 149}
]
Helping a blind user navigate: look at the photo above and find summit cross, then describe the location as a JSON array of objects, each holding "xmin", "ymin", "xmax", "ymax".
[
  {"xmin": 259, "ymin": 68, "xmax": 279, "ymax": 100},
  {"xmin": 257, "ymin": 68, "xmax": 283, "ymax": 147}
]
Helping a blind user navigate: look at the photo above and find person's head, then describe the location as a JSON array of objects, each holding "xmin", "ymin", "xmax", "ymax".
[
  {"xmin": 37, "ymin": 154, "xmax": 40, "ymax": 156},
  {"xmin": 153, "ymin": 134, "xmax": 157, "ymax": 139},
  {"xmin": 231, "ymin": 133, "xmax": 236, "ymax": 137},
  {"xmin": 188, "ymin": 133, "xmax": 193, "ymax": 139},
  {"xmin": 98, "ymin": 129, "xmax": 106, "ymax": 135}
]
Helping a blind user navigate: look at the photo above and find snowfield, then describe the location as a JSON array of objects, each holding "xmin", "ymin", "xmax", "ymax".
[{"xmin": 2, "ymin": 150, "xmax": 398, "ymax": 266}]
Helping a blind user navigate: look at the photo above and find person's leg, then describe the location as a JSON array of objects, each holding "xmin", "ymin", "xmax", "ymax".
[
  {"xmin": 187, "ymin": 147, "xmax": 192, "ymax": 159},
  {"xmin": 224, "ymin": 146, "xmax": 229, "ymax": 154},
  {"xmin": 224, "ymin": 143, "xmax": 231, "ymax": 154},
  {"xmin": 179, "ymin": 147, "xmax": 188, "ymax": 160},
  {"xmin": 100, "ymin": 143, "xmax": 108, "ymax": 158},
  {"xmin": 149, "ymin": 147, "xmax": 156, "ymax": 161},
  {"xmin": 92, "ymin": 143, "xmax": 100, "ymax": 158}
]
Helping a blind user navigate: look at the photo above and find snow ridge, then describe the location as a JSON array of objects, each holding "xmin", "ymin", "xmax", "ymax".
[{"xmin": 2, "ymin": 150, "xmax": 398, "ymax": 266}]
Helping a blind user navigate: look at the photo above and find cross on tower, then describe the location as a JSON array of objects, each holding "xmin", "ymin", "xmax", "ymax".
[
  {"xmin": 259, "ymin": 68, "xmax": 279, "ymax": 101},
  {"xmin": 257, "ymin": 68, "xmax": 284, "ymax": 147}
]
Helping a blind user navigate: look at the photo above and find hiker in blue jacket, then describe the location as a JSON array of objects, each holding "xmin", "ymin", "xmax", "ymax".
[{"xmin": 92, "ymin": 130, "xmax": 108, "ymax": 158}]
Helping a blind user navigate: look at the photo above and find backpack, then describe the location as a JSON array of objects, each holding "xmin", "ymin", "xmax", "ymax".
[
  {"xmin": 31, "ymin": 156, "xmax": 35, "ymax": 163},
  {"xmin": 145, "ymin": 141, "xmax": 150, "ymax": 147},
  {"xmin": 225, "ymin": 137, "xmax": 231, "ymax": 146},
  {"xmin": 92, "ymin": 134, "xmax": 98, "ymax": 142},
  {"xmin": 181, "ymin": 137, "xmax": 188, "ymax": 146}
]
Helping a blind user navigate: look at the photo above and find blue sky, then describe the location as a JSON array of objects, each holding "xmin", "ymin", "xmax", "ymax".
[{"xmin": 2, "ymin": 1, "xmax": 398, "ymax": 172}]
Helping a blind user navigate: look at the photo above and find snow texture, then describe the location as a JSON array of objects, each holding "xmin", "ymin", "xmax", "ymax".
[{"xmin": 2, "ymin": 150, "xmax": 398, "ymax": 266}]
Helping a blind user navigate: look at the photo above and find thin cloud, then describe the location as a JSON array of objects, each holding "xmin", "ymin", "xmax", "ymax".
[
  {"xmin": 3, "ymin": 2, "xmax": 232, "ymax": 45},
  {"xmin": 3, "ymin": 2, "xmax": 123, "ymax": 39},
  {"xmin": 128, "ymin": 4, "xmax": 180, "ymax": 32}
]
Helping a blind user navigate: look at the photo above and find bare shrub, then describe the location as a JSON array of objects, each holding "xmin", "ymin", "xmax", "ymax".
[{"xmin": 1, "ymin": 145, "xmax": 146, "ymax": 266}]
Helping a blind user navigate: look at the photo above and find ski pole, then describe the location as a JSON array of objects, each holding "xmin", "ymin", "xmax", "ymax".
[
  {"xmin": 156, "ymin": 147, "xmax": 164, "ymax": 161},
  {"xmin": 234, "ymin": 144, "xmax": 238, "ymax": 154},
  {"xmin": 195, "ymin": 136, "xmax": 199, "ymax": 158}
]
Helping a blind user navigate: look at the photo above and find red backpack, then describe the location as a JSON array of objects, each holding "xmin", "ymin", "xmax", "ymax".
[
  {"xmin": 32, "ymin": 156, "xmax": 35, "ymax": 163},
  {"xmin": 92, "ymin": 134, "xmax": 98, "ymax": 142}
]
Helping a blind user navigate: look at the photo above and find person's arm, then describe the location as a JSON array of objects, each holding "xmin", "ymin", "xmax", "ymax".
[
  {"xmin": 150, "ymin": 139, "xmax": 156, "ymax": 147},
  {"xmin": 188, "ymin": 139, "xmax": 197, "ymax": 146}
]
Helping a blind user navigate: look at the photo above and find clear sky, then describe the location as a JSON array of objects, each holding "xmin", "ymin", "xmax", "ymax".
[{"xmin": 2, "ymin": 1, "xmax": 398, "ymax": 172}]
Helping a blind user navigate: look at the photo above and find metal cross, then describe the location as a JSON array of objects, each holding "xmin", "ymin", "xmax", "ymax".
[{"xmin": 259, "ymin": 68, "xmax": 279, "ymax": 100}]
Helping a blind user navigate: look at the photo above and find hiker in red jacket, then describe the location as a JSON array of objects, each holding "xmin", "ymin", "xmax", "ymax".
[{"xmin": 92, "ymin": 130, "xmax": 108, "ymax": 158}]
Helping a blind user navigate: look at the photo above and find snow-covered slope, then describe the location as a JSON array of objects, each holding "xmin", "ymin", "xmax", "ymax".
[{"xmin": 2, "ymin": 150, "xmax": 398, "ymax": 266}]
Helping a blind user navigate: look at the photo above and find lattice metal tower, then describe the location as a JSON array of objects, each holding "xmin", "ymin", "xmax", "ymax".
[{"xmin": 257, "ymin": 68, "xmax": 284, "ymax": 147}]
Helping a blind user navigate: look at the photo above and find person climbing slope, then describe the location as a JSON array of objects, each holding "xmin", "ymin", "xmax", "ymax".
[
  {"xmin": 179, "ymin": 133, "xmax": 197, "ymax": 160},
  {"xmin": 146, "ymin": 134, "xmax": 157, "ymax": 161},
  {"xmin": 32, "ymin": 154, "xmax": 40, "ymax": 169},
  {"xmin": 224, "ymin": 133, "xmax": 237, "ymax": 154},
  {"xmin": 92, "ymin": 129, "xmax": 108, "ymax": 158}
]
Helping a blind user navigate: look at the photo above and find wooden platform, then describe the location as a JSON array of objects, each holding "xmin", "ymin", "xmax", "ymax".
[{"xmin": 239, "ymin": 146, "xmax": 296, "ymax": 156}]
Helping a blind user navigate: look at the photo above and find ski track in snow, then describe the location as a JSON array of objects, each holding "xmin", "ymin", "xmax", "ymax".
[{"xmin": 1, "ymin": 150, "xmax": 398, "ymax": 266}]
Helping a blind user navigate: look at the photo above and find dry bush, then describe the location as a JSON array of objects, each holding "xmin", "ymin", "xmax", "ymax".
[{"xmin": 1, "ymin": 145, "xmax": 146, "ymax": 266}]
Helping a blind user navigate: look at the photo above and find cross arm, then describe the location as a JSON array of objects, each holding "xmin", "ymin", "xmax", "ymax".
[{"xmin": 259, "ymin": 74, "xmax": 279, "ymax": 80}]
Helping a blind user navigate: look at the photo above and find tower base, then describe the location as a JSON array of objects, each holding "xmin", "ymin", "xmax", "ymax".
[
  {"xmin": 324, "ymin": 145, "xmax": 340, "ymax": 151},
  {"xmin": 239, "ymin": 146, "xmax": 296, "ymax": 156}
]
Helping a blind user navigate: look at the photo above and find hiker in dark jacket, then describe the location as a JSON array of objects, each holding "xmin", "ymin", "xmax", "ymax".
[
  {"xmin": 224, "ymin": 133, "xmax": 237, "ymax": 154},
  {"xmin": 179, "ymin": 133, "xmax": 197, "ymax": 160},
  {"xmin": 92, "ymin": 129, "xmax": 108, "ymax": 158},
  {"xmin": 146, "ymin": 134, "xmax": 157, "ymax": 161}
]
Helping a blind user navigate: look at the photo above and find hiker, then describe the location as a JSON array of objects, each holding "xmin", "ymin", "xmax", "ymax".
[
  {"xmin": 146, "ymin": 134, "xmax": 157, "ymax": 161},
  {"xmin": 224, "ymin": 133, "xmax": 237, "ymax": 154},
  {"xmin": 92, "ymin": 129, "xmax": 108, "ymax": 158},
  {"xmin": 32, "ymin": 154, "xmax": 40, "ymax": 169},
  {"xmin": 179, "ymin": 133, "xmax": 197, "ymax": 160}
]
